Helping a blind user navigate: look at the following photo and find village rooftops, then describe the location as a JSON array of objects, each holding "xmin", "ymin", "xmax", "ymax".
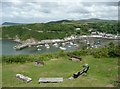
[{"xmin": 41, "ymin": 39, "xmax": 63, "ymax": 43}]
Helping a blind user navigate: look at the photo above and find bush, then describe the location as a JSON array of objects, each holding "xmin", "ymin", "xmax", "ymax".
[
  {"xmin": 90, "ymin": 42, "xmax": 120, "ymax": 58},
  {"xmin": 91, "ymin": 47, "xmax": 109, "ymax": 58},
  {"xmin": 2, "ymin": 55, "xmax": 30, "ymax": 63}
]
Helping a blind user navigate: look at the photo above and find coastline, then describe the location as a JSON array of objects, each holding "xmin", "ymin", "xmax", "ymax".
[
  {"xmin": 0, "ymin": 38, "xmax": 22, "ymax": 44},
  {"xmin": 1, "ymin": 35, "xmax": 119, "ymax": 55},
  {"xmin": 11, "ymin": 35, "xmax": 120, "ymax": 50},
  {"xmin": 1, "ymin": 34, "xmax": 120, "ymax": 43}
]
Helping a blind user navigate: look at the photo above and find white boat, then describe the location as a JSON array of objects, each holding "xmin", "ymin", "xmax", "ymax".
[
  {"xmin": 53, "ymin": 43, "xmax": 58, "ymax": 46},
  {"xmin": 46, "ymin": 46, "xmax": 50, "ymax": 49},
  {"xmin": 59, "ymin": 47, "xmax": 66, "ymax": 50},
  {"xmin": 70, "ymin": 42, "xmax": 74, "ymax": 45},
  {"xmin": 91, "ymin": 45, "xmax": 94, "ymax": 48},
  {"xmin": 53, "ymin": 43, "xmax": 58, "ymax": 47},
  {"xmin": 45, "ymin": 44, "xmax": 49, "ymax": 47},
  {"xmin": 73, "ymin": 44, "xmax": 77, "ymax": 46},
  {"xmin": 62, "ymin": 43, "xmax": 66, "ymax": 46},
  {"xmin": 73, "ymin": 44, "xmax": 78, "ymax": 47},
  {"xmin": 37, "ymin": 48, "xmax": 41, "ymax": 51},
  {"xmin": 45, "ymin": 44, "xmax": 50, "ymax": 49},
  {"xmin": 36, "ymin": 45, "xmax": 40, "ymax": 48},
  {"xmin": 68, "ymin": 46, "xmax": 71, "ymax": 48}
]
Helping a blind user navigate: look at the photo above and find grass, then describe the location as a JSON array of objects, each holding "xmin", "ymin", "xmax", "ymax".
[
  {"xmin": 2, "ymin": 55, "xmax": 118, "ymax": 87},
  {"xmin": 0, "ymin": 63, "xmax": 2, "ymax": 88}
]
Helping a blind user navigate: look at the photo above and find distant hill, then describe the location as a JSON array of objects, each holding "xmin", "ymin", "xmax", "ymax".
[
  {"xmin": 48, "ymin": 20, "xmax": 72, "ymax": 23},
  {"xmin": 2, "ymin": 22, "xmax": 22, "ymax": 26},
  {"xmin": 2, "ymin": 18, "xmax": 117, "ymax": 26},
  {"xmin": 48, "ymin": 18, "xmax": 117, "ymax": 24},
  {"xmin": 2, "ymin": 22, "xmax": 30, "ymax": 26},
  {"xmin": 79, "ymin": 18, "xmax": 116, "ymax": 22},
  {"xmin": 78, "ymin": 18, "xmax": 101, "ymax": 22},
  {"xmin": 2, "ymin": 19, "xmax": 118, "ymax": 41}
]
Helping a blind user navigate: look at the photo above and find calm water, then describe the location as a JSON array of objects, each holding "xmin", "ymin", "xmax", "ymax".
[
  {"xmin": 1, "ymin": 39, "xmax": 77, "ymax": 55},
  {"xmin": 1, "ymin": 38, "xmax": 119, "ymax": 55}
]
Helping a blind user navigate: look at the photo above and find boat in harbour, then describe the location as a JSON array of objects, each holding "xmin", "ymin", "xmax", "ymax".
[
  {"xmin": 37, "ymin": 48, "xmax": 41, "ymax": 51},
  {"xmin": 59, "ymin": 47, "xmax": 66, "ymax": 50},
  {"xmin": 45, "ymin": 44, "xmax": 50, "ymax": 49}
]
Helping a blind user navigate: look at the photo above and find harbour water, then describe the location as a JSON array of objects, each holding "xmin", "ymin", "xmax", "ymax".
[
  {"xmin": 1, "ymin": 39, "xmax": 77, "ymax": 55},
  {"xmin": 1, "ymin": 38, "xmax": 119, "ymax": 55}
]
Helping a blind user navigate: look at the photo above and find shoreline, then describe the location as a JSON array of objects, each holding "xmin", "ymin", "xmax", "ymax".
[
  {"xmin": 0, "ymin": 38, "xmax": 22, "ymax": 44},
  {"xmin": 0, "ymin": 35, "xmax": 120, "ymax": 41},
  {"xmin": 11, "ymin": 35, "xmax": 120, "ymax": 50},
  {"xmin": 0, "ymin": 35, "xmax": 120, "ymax": 45}
]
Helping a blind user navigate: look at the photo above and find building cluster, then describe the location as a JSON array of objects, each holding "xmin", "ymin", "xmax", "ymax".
[{"xmin": 91, "ymin": 31, "xmax": 119, "ymax": 39}]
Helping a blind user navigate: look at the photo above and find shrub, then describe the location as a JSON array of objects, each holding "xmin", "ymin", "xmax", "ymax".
[{"xmin": 91, "ymin": 47, "xmax": 109, "ymax": 58}]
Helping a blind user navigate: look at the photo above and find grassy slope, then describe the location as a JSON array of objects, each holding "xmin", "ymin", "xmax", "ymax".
[
  {"xmin": 2, "ymin": 56, "xmax": 118, "ymax": 87},
  {"xmin": 0, "ymin": 63, "xmax": 2, "ymax": 88}
]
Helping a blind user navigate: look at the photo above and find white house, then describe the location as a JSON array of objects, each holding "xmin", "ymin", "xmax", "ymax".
[
  {"xmin": 75, "ymin": 28, "xmax": 80, "ymax": 31},
  {"xmin": 91, "ymin": 32, "xmax": 97, "ymax": 35}
]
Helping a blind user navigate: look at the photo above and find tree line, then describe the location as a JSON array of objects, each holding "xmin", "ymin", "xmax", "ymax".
[{"xmin": 2, "ymin": 21, "xmax": 119, "ymax": 41}]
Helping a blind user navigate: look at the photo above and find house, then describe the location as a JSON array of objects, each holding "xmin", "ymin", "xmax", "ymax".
[
  {"xmin": 64, "ymin": 37, "xmax": 71, "ymax": 41},
  {"xmin": 41, "ymin": 39, "xmax": 62, "ymax": 43},
  {"xmin": 105, "ymin": 34, "xmax": 113, "ymax": 37},
  {"xmin": 91, "ymin": 32, "xmax": 97, "ymax": 35},
  {"xmin": 88, "ymin": 28, "xmax": 93, "ymax": 32},
  {"xmin": 52, "ymin": 39, "xmax": 62, "ymax": 42},
  {"xmin": 75, "ymin": 28, "xmax": 80, "ymax": 31},
  {"xmin": 98, "ymin": 32, "xmax": 106, "ymax": 37}
]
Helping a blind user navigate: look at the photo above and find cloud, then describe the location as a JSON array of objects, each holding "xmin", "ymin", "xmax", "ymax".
[
  {"xmin": 1, "ymin": 1, "xmax": 118, "ymax": 24},
  {"xmin": 2, "ymin": 0, "xmax": 120, "ymax": 2}
]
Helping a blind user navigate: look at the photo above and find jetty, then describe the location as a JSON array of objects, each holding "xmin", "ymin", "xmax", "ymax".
[
  {"xmin": 13, "ymin": 35, "xmax": 120, "ymax": 50},
  {"xmin": 13, "ymin": 44, "xmax": 28, "ymax": 50}
]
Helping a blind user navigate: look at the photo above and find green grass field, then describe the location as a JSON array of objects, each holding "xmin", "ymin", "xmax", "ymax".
[
  {"xmin": 2, "ymin": 56, "xmax": 118, "ymax": 87},
  {"xmin": 0, "ymin": 63, "xmax": 2, "ymax": 88}
]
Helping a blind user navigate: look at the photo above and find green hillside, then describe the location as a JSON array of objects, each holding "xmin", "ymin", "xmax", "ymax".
[
  {"xmin": 1, "ymin": 19, "xmax": 119, "ymax": 41},
  {"xmin": 2, "ymin": 56, "xmax": 118, "ymax": 87}
]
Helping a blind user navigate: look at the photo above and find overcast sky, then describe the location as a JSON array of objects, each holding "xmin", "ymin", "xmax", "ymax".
[{"xmin": 0, "ymin": 0, "xmax": 119, "ymax": 24}]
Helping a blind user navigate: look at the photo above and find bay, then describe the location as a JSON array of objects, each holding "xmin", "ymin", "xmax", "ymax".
[
  {"xmin": 1, "ymin": 38, "xmax": 119, "ymax": 55},
  {"xmin": 1, "ymin": 39, "xmax": 77, "ymax": 55}
]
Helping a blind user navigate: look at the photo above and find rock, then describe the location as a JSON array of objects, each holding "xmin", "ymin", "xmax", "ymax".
[{"xmin": 16, "ymin": 74, "xmax": 32, "ymax": 83}]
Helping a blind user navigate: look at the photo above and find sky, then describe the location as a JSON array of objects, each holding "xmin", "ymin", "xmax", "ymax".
[{"xmin": 0, "ymin": 0, "xmax": 119, "ymax": 24}]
